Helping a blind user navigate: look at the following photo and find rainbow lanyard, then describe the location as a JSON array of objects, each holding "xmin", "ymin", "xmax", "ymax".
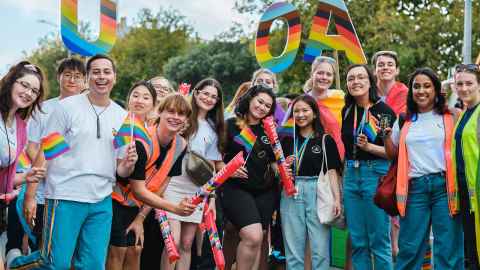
[{"xmin": 294, "ymin": 134, "xmax": 312, "ymax": 176}]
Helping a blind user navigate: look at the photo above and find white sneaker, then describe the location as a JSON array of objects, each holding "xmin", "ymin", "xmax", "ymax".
[{"xmin": 6, "ymin": 248, "xmax": 22, "ymax": 270}]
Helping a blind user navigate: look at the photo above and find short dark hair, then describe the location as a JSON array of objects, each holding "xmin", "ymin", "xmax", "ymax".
[
  {"xmin": 235, "ymin": 84, "xmax": 276, "ymax": 119},
  {"xmin": 86, "ymin": 54, "xmax": 116, "ymax": 74},
  {"xmin": 406, "ymin": 67, "xmax": 447, "ymax": 119},
  {"xmin": 371, "ymin": 50, "xmax": 399, "ymax": 67},
  {"xmin": 57, "ymin": 57, "xmax": 86, "ymax": 77},
  {"xmin": 344, "ymin": 64, "xmax": 380, "ymax": 108}
]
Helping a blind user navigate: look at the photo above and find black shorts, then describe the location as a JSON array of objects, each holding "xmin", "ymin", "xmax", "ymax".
[
  {"xmin": 220, "ymin": 182, "xmax": 278, "ymax": 230},
  {"xmin": 110, "ymin": 200, "xmax": 139, "ymax": 247}
]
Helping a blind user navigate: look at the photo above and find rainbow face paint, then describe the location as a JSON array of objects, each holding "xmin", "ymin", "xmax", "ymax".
[
  {"xmin": 255, "ymin": 2, "xmax": 302, "ymax": 73},
  {"xmin": 61, "ymin": 0, "xmax": 117, "ymax": 56}
]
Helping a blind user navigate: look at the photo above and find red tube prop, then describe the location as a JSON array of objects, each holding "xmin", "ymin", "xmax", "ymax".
[
  {"xmin": 202, "ymin": 203, "xmax": 225, "ymax": 270},
  {"xmin": 190, "ymin": 152, "xmax": 244, "ymax": 205},
  {"xmin": 155, "ymin": 209, "xmax": 180, "ymax": 263},
  {"xmin": 262, "ymin": 116, "xmax": 296, "ymax": 196}
]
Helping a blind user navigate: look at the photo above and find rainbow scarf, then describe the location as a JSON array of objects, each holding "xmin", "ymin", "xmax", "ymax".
[
  {"xmin": 41, "ymin": 132, "xmax": 70, "ymax": 160},
  {"xmin": 16, "ymin": 150, "xmax": 31, "ymax": 172},
  {"xmin": 234, "ymin": 127, "xmax": 257, "ymax": 153},
  {"xmin": 278, "ymin": 118, "xmax": 294, "ymax": 138},
  {"xmin": 113, "ymin": 113, "xmax": 152, "ymax": 149}
]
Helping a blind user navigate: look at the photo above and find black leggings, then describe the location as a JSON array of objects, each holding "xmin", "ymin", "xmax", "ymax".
[{"xmin": 459, "ymin": 174, "xmax": 480, "ymax": 269}]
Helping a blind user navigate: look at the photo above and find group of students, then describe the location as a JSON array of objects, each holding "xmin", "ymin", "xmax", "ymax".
[{"xmin": 0, "ymin": 49, "xmax": 479, "ymax": 270}]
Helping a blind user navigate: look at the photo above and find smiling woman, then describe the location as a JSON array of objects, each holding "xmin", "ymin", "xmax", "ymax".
[{"xmin": 0, "ymin": 61, "xmax": 46, "ymax": 193}]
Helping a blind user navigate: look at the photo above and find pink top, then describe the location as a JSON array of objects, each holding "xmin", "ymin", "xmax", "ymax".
[{"xmin": 0, "ymin": 113, "xmax": 27, "ymax": 201}]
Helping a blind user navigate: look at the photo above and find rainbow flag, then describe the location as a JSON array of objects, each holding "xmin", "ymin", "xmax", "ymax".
[
  {"xmin": 234, "ymin": 127, "xmax": 257, "ymax": 153},
  {"xmin": 16, "ymin": 150, "xmax": 31, "ymax": 172},
  {"xmin": 41, "ymin": 132, "xmax": 70, "ymax": 160},
  {"xmin": 278, "ymin": 118, "xmax": 294, "ymax": 138},
  {"xmin": 362, "ymin": 114, "xmax": 378, "ymax": 142},
  {"xmin": 113, "ymin": 113, "xmax": 152, "ymax": 149}
]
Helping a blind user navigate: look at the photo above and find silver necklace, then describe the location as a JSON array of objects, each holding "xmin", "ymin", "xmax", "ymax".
[{"xmin": 87, "ymin": 94, "xmax": 110, "ymax": 139}]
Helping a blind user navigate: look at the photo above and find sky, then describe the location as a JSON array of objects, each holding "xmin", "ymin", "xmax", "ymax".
[{"xmin": 0, "ymin": 0, "xmax": 252, "ymax": 75}]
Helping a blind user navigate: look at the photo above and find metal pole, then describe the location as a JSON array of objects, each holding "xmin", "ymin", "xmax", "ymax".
[
  {"xmin": 463, "ymin": 0, "xmax": 472, "ymax": 64},
  {"xmin": 333, "ymin": 50, "xmax": 341, "ymax": 89}
]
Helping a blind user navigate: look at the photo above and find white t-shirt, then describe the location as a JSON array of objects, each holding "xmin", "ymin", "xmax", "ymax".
[
  {"xmin": 0, "ymin": 117, "xmax": 16, "ymax": 168},
  {"xmin": 391, "ymin": 111, "xmax": 445, "ymax": 178},
  {"xmin": 189, "ymin": 119, "xmax": 222, "ymax": 161},
  {"xmin": 42, "ymin": 93, "xmax": 127, "ymax": 203},
  {"xmin": 27, "ymin": 97, "xmax": 60, "ymax": 204}
]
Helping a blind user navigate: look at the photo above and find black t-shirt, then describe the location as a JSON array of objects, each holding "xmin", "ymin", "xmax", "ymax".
[
  {"xmin": 341, "ymin": 101, "xmax": 396, "ymax": 161},
  {"xmin": 223, "ymin": 118, "xmax": 276, "ymax": 190},
  {"xmin": 282, "ymin": 134, "xmax": 342, "ymax": 176},
  {"xmin": 118, "ymin": 140, "xmax": 185, "ymax": 183}
]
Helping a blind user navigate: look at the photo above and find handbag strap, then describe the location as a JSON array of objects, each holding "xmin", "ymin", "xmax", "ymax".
[{"xmin": 318, "ymin": 134, "xmax": 329, "ymax": 182}]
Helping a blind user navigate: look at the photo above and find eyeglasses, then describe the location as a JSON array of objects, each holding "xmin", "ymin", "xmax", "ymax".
[
  {"xmin": 197, "ymin": 90, "xmax": 219, "ymax": 101},
  {"xmin": 15, "ymin": 80, "xmax": 40, "ymax": 97},
  {"xmin": 151, "ymin": 83, "xmax": 173, "ymax": 93},
  {"xmin": 455, "ymin": 64, "xmax": 480, "ymax": 73},
  {"xmin": 62, "ymin": 73, "xmax": 84, "ymax": 82}
]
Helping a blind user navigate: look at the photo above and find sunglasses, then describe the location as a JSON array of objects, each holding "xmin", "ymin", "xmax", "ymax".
[
  {"xmin": 455, "ymin": 64, "xmax": 480, "ymax": 73},
  {"xmin": 315, "ymin": 56, "xmax": 336, "ymax": 65}
]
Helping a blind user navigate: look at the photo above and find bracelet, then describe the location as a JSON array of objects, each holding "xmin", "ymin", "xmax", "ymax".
[
  {"xmin": 208, "ymin": 193, "xmax": 217, "ymax": 199},
  {"xmin": 138, "ymin": 212, "xmax": 147, "ymax": 219}
]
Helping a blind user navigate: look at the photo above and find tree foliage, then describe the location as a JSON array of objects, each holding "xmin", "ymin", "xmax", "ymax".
[{"xmin": 163, "ymin": 40, "xmax": 259, "ymax": 101}]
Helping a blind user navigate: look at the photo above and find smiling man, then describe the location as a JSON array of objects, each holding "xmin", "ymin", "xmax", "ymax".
[
  {"xmin": 11, "ymin": 54, "xmax": 133, "ymax": 270},
  {"xmin": 372, "ymin": 50, "xmax": 408, "ymax": 115}
]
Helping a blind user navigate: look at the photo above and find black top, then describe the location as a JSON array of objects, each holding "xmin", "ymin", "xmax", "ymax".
[
  {"xmin": 341, "ymin": 102, "xmax": 396, "ymax": 160},
  {"xmin": 223, "ymin": 117, "xmax": 276, "ymax": 190},
  {"xmin": 282, "ymin": 133, "xmax": 342, "ymax": 176},
  {"xmin": 117, "ymin": 140, "xmax": 185, "ymax": 184}
]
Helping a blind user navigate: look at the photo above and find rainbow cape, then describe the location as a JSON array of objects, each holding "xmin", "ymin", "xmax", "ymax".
[
  {"xmin": 16, "ymin": 150, "xmax": 31, "ymax": 172},
  {"xmin": 278, "ymin": 118, "xmax": 294, "ymax": 138},
  {"xmin": 234, "ymin": 127, "xmax": 257, "ymax": 153},
  {"xmin": 113, "ymin": 113, "xmax": 152, "ymax": 149},
  {"xmin": 41, "ymin": 132, "xmax": 70, "ymax": 160},
  {"xmin": 363, "ymin": 113, "xmax": 378, "ymax": 142}
]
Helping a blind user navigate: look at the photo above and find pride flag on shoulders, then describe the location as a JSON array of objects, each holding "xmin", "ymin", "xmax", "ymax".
[{"xmin": 41, "ymin": 132, "xmax": 70, "ymax": 160}]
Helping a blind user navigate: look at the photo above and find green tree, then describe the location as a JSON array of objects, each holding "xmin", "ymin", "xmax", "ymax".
[
  {"xmin": 110, "ymin": 8, "xmax": 197, "ymax": 101},
  {"xmin": 163, "ymin": 40, "xmax": 259, "ymax": 101}
]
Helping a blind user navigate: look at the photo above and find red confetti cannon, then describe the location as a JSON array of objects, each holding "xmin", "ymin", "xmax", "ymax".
[
  {"xmin": 262, "ymin": 116, "xmax": 296, "ymax": 196},
  {"xmin": 155, "ymin": 209, "xmax": 180, "ymax": 263},
  {"xmin": 190, "ymin": 152, "xmax": 244, "ymax": 205},
  {"xmin": 200, "ymin": 203, "xmax": 225, "ymax": 270}
]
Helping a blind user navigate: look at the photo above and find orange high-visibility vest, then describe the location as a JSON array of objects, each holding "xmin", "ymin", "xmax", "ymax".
[{"xmin": 112, "ymin": 126, "xmax": 186, "ymax": 207}]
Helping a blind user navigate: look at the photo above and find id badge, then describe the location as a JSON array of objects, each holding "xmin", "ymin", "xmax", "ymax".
[{"xmin": 354, "ymin": 160, "xmax": 360, "ymax": 168}]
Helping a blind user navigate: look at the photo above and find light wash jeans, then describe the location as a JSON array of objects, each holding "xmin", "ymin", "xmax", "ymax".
[
  {"xmin": 280, "ymin": 176, "xmax": 330, "ymax": 270},
  {"xmin": 11, "ymin": 196, "xmax": 112, "ymax": 270},
  {"xmin": 395, "ymin": 173, "xmax": 464, "ymax": 270},
  {"xmin": 343, "ymin": 159, "xmax": 393, "ymax": 270}
]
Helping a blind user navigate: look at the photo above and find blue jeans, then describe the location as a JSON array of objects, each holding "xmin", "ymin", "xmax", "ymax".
[
  {"xmin": 343, "ymin": 159, "xmax": 393, "ymax": 270},
  {"xmin": 395, "ymin": 173, "xmax": 464, "ymax": 270},
  {"xmin": 11, "ymin": 196, "xmax": 112, "ymax": 270},
  {"xmin": 280, "ymin": 176, "xmax": 330, "ymax": 270}
]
